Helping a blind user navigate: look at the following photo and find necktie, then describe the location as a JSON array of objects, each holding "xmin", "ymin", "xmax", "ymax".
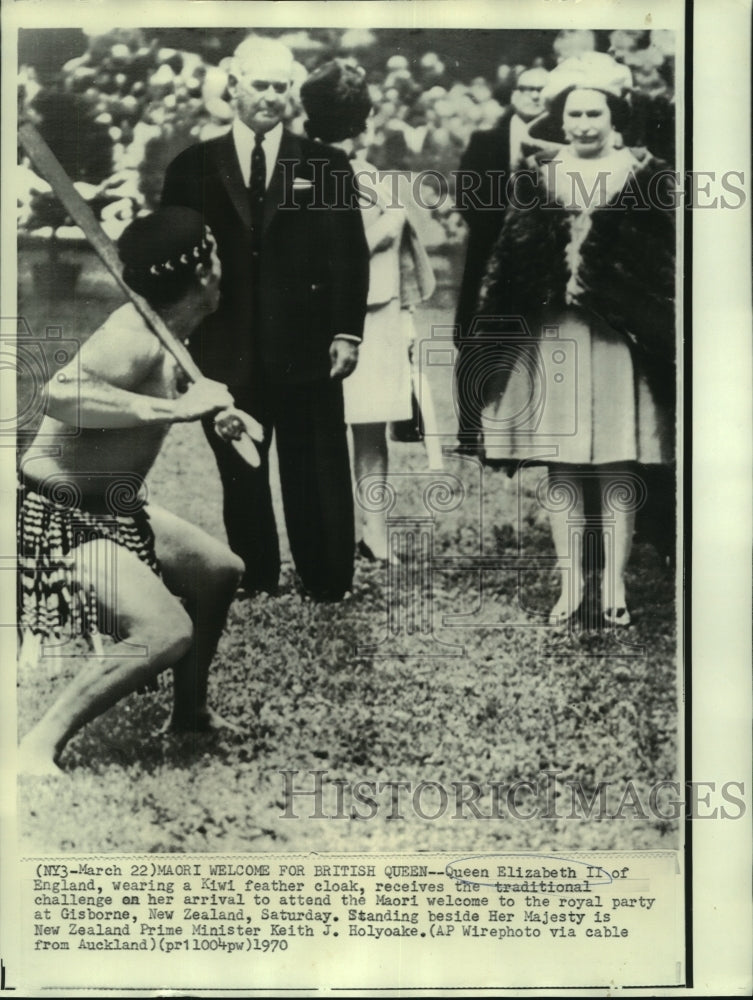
[{"xmin": 249, "ymin": 132, "xmax": 266, "ymax": 239}]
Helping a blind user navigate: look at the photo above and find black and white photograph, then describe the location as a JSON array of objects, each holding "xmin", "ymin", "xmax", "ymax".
[{"xmin": 1, "ymin": 0, "xmax": 751, "ymax": 994}]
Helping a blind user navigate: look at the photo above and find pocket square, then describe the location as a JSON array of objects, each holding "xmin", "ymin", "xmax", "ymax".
[{"xmin": 292, "ymin": 178, "xmax": 314, "ymax": 189}]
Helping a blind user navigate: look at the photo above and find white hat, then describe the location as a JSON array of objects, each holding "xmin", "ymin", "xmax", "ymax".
[
  {"xmin": 542, "ymin": 52, "xmax": 633, "ymax": 106},
  {"xmin": 528, "ymin": 53, "xmax": 633, "ymax": 142}
]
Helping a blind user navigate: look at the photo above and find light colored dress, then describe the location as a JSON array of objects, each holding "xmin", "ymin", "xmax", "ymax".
[
  {"xmin": 343, "ymin": 159, "xmax": 413, "ymax": 425},
  {"xmin": 482, "ymin": 146, "xmax": 672, "ymax": 466}
]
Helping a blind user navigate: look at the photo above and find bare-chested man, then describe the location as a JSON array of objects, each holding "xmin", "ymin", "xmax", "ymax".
[{"xmin": 18, "ymin": 207, "xmax": 254, "ymax": 775}]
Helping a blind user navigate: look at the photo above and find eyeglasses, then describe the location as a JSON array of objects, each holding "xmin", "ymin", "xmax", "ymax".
[
  {"xmin": 245, "ymin": 79, "xmax": 289, "ymax": 95},
  {"xmin": 516, "ymin": 86, "xmax": 544, "ymax": 94}
]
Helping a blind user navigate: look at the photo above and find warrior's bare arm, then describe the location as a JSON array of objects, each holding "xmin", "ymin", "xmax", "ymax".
[
  {"xmin": 49, "ymin": 368, "xmax": 234, "ymax": 427},
  {"xmin": 47, "ymin": 314, "xmax": 233, "ymax": 429}
]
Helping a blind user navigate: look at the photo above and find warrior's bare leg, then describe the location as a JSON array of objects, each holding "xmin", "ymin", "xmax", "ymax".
[
  {"xmin": 147, "ymin": 504, "xmax": 244, "ymax": 732},
  {"xmin": 18, "ymin": 539, "xmax": 193, "ymax": 774}
]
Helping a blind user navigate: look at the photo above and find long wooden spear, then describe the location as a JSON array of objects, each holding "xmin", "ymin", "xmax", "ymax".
[{"xmin": 18, "ymin": 122, "xmax": 263, "ymax": 466}]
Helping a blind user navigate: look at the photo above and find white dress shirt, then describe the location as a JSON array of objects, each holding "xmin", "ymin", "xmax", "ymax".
[
  {"xmin": 232, "ymin": 119, "xmax": 283, "ymax": 189},
  {"xmin": 231, "ymin": 118, "xmax": 358, "ymax": 346}
]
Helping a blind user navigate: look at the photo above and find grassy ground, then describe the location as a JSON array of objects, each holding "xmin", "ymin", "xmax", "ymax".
[{"xmin": 16, "ymin": 251, "xmax": 679, "ymax": 854}]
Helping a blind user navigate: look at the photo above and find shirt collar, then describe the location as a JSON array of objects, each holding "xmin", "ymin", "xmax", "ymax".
[{"xmin": 232, "ymin": 119, "xmax": 284, "ymax": 186}]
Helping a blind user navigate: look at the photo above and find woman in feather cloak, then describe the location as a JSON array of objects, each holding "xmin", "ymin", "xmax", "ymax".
[{"xmin": 476, "ymin": 53, "xmax": 676, "ymax": 627}]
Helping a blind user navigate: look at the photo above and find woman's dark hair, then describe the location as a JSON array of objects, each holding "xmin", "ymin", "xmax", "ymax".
[
  {"xmin": 300, "ymin": 59, "xmax": 373, "ymax": 143},
  {"xmin": 547, "ymin": 84, "xmax": 632, "ymax": 138}
]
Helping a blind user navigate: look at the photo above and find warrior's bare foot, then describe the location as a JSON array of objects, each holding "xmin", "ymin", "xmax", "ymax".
[
  {"xmin": 162, "ymin": 708, "xmax": 243, "ymax": 736},
  {"xmin": 18, "ymin": 738, "xmax": 65, "ymax": 777}
]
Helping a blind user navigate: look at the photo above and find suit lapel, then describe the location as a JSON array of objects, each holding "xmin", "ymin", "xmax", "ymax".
[
  {"xmin": 214, "ymin": 132, "xmax": 252, "ymax": 230},
  {"xmin": 263, "ymin": 129, "xmax": 301, "ymax": 235}
]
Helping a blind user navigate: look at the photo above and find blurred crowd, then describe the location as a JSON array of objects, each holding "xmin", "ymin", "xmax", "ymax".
[{"xmin": 17, "ymin": 27, "xmax": 676, "ymax": 248}]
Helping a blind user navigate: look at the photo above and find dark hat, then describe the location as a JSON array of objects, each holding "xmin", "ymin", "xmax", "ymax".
[{"xmin": 300, "ymin": 59, "xmax": 372, "ymax": 143}]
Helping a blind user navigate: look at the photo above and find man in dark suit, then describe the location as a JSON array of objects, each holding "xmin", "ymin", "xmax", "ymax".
[
  {"xmin": 453, "ymin": 66, "xmax": 549, "ymax": 454},
  {"xmin": 162, "ymin": 36, "xmax": 370, "ymax": 600}
]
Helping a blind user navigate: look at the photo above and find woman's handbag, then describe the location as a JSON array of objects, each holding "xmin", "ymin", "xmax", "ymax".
[{"xmin": 389, "ymin": 391, "xmax": 424, "ymax": 442}]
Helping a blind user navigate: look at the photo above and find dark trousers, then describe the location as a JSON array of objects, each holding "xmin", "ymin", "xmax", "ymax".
[{"xmin": 204, "ymin": 378, "xmax": 355, "ymax": 600}]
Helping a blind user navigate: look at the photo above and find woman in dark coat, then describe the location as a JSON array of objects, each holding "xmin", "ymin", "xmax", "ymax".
[{"xmin": 477, "ymin": 53, "xmax": 676, "ymax": 627}]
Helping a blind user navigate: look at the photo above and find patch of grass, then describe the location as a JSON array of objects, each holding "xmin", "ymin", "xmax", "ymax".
[{"xmin": 17, "ymin": 270, "xmax": 679, "ymax": 854}]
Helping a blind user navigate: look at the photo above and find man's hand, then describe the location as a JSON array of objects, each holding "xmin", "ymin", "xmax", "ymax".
[
  {"xmin": 329, "ymin": 338, "xmax": 360, "ymax": 380},
  {"xmin": 173, "ymin": 378, "xmax": 235, "ymax": 421}
]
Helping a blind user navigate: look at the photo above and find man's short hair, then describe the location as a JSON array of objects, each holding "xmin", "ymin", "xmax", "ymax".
[
  {"xmin": 118, "ymin": 208, "xmax": 213, "ymax": 309},
  {"xmin": 231, "ymin": 35, "xmax": 294, "ymax": 81},
  {"xmin": 513, "ymin": 65, "xmax": 549, "ymax": 90}
]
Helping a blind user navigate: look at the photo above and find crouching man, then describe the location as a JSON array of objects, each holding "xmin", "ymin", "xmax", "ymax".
[{"xmin": 18, "ymin": 207, "xmax": 249, "ymax": 775}]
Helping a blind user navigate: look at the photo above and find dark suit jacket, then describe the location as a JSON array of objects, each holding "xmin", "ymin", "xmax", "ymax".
[
  {"xmin": 454, "ymin": 111, "xmax": 513, "ymax": 342},
  {"xmin": 161, "ymin": 129, "xmax": 370, "ymax": 389}
]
